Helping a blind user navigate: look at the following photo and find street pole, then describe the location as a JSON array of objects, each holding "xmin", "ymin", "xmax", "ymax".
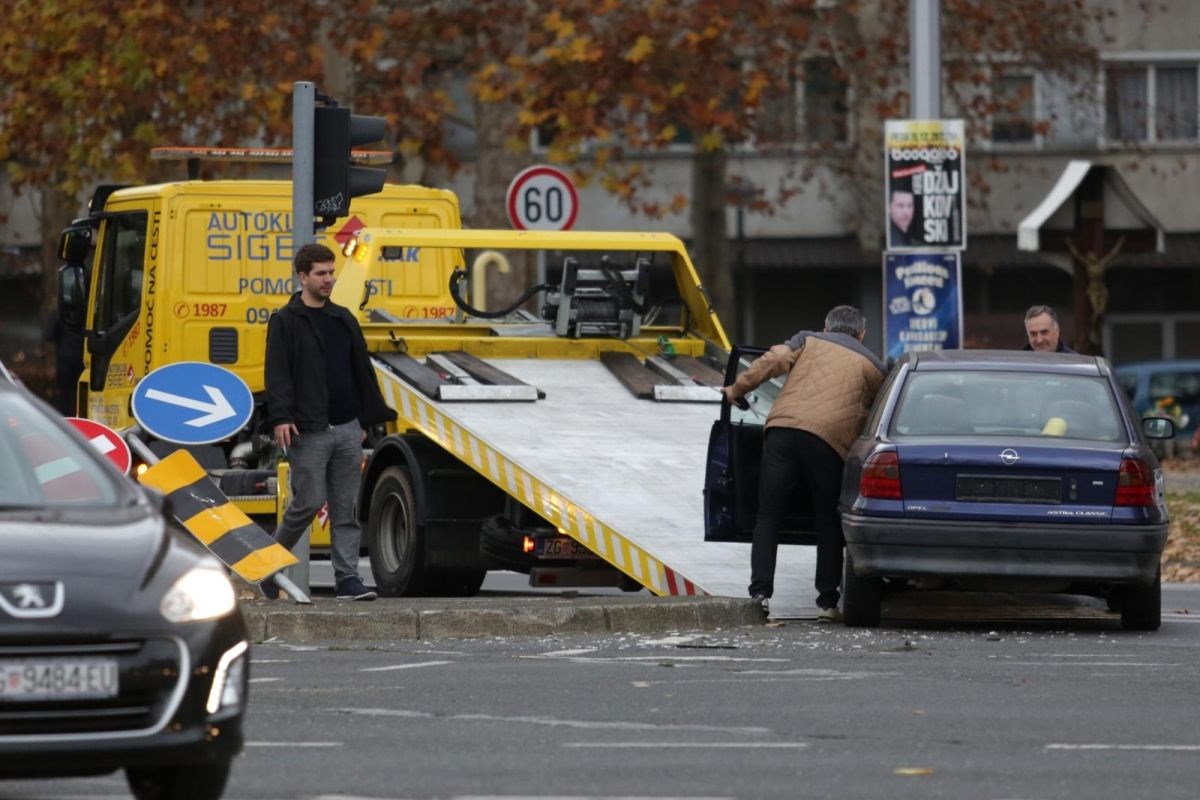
[
  {"xmin": 909, "ymin": 0, "xmax": 941, "ymax": 119},
  {"xmin": 292, "ymin": 81, "xmax": 316, "ymax": 250},
  {"xmin": 288, "ymin": 81, "xmax": 315, "ymax": 597}
]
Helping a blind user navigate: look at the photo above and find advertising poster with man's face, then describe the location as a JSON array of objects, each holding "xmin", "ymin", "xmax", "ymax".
[
  {"xmin": 884, "ymin": 119, "xmax": 966, "ymax": 251},
  {"xmin": 883, "ymin": 252, "xmax": 963, "ymax": 362}
]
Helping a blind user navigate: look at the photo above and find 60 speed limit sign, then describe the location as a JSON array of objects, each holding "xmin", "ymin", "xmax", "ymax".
[{"xmin": 506, "ymin": 165, "xmax": 578, "ymax": 231}]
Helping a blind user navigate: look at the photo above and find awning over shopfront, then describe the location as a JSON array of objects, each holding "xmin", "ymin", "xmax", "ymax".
[{"xmin": 1017, "ymin": 160, "xmax": 1163, "ymax": 254}]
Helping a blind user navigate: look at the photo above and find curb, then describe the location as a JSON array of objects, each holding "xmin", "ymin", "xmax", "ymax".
[{"xmin": 241, "ymin": 596, "xmax": 766, "ymax": 642}]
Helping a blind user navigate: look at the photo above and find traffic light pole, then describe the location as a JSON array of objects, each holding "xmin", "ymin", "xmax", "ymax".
[
  {"xmin": 292, "ymin": 81, "xmax": 316, "ymax": 250},
  {"xmin": 288, "ymin": 81, "xmax": 315, "ymax": 597}
]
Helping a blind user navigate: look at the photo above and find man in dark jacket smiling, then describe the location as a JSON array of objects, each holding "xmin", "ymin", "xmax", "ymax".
[{"xmin": 264, "ymin": 243, "xmax": 396, "ymax": 600}]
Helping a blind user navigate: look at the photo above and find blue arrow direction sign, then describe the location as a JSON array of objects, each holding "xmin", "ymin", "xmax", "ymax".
[{"xmin": 132, "ymin": 362, "xmax": 254, "ymax": 445}]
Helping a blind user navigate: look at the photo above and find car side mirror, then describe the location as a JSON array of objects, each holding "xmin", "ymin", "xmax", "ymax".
[
  {"xmin": 1142, "ymin": 416, "xmax": 1175, "ymax": 440},
  {"xmin": 58, "ymin": 225, "xmax": 91, "ymax": 265}
]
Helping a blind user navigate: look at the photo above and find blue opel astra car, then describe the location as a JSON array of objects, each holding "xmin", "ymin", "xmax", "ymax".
[
  {"xmin": 705, "ymin": 348, "xmax": 1173, "ymax": 630},
  {"xmin": 840, "ymin": 350, "xmax": 1172, "ymax": 629}
]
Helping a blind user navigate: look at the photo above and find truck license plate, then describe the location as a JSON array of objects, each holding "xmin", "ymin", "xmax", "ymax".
[
  {"xmin": 535, "ymin": 537, "xmax": 592, "ymax": 560},
  {"xmin": 0, "ymin": 658, "xmax": 119, "ymax": 701}
]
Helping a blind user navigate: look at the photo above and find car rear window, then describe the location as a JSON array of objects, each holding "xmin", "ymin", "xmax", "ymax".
[
  {"xmin": 0, "ymin": 393, "xmax": 122, "ymax": 508},
  {"xmin": 890, "ymin": 371, "xmax": 1125, "ymax": 442}
]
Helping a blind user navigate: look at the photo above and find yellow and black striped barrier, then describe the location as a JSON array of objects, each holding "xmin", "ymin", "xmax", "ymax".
[{"xmin": 138, "ymin": 448, "xmax": 299, "ymax": 585}]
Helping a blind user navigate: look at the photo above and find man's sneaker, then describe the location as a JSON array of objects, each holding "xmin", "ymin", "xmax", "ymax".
[
  {"xmin": 751, "ymin": 594, "xmax": 770, "ymax": 614},
  {"xmin": 816, "ymin": 606, "xmax": 842, "ymax": 624},
  {"xmin": 259, "ymin": 577, "xmax": 281, "ymax": 600},
  {"xmin": 336, "ymin": 576, "xmax": 378, "ymax": 601}
]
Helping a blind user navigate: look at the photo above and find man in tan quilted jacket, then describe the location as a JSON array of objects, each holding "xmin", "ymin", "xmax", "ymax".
[{"xmin": 721, "ymin": 305, "xmax": 886, "ymax": 621}]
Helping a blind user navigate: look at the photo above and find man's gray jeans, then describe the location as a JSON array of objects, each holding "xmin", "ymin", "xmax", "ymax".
[{"xmin": 274, "ymin": 419, "xmax": 364, "ymax": 584}]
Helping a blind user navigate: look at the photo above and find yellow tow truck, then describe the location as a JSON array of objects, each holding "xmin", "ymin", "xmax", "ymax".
[{"xmin": 60, "ymin": 176, "xmax": 757, "ymax": 597}]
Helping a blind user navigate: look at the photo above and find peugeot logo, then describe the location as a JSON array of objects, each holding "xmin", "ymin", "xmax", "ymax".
[
  {"xmin": 0, "ymin": 581, "xmax": 64, "ymax": 619},
  {"xmin": 13, "ymin": 585, "xmax": 45, "ymax": 608},
  {"xmin": 999, "ymin": 448, "xmax": 1021, "ymax": 465}
]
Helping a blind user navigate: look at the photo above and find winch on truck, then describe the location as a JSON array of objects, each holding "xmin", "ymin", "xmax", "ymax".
[{"xmin": 58, "ymin": 176, "xmax": 743, "ymax": 597}]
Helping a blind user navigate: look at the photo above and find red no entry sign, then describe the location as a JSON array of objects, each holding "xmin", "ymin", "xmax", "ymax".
[
  {"xmin": 67, "ymin": 417, "xmax": 132, "ymax": 475},
  {"xmin": 506, "ymin": 165, "xmax": 579, "ymax": 231}
]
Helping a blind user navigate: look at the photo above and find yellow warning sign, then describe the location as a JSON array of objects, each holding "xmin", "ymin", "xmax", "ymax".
[{"xmin": 139, "ymin": 449, "xmax": 297, "ymax": 582}]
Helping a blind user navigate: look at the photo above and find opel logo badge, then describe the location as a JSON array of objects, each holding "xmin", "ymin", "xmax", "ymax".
[{"xmin": 999, "ymin": 448, "xmax": 1021, "ymax": 465}]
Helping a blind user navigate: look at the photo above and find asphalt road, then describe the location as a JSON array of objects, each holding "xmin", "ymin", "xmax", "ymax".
[{"xmin": 7, "ymin": 584, "xmax": 1200, "ymax": 800}]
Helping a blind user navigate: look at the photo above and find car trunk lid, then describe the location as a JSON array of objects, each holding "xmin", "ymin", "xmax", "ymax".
[{"xmin": 895, "ymin": 441, "xmax": 1123, "ymax": 523}]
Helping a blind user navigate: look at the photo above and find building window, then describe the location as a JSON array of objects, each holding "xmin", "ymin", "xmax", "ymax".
[
  {"xmin": 992, "ymin": 74, "xmax": 1035, "ymax": 143},
  {"xmin": 758, "ymin": 75, "xmax": 798, "ymax": 145},
  {"xmin": 1105, "ymin": 63, "xmax": 1198, "ymax": 143},
  {"xmin": 1156, "ymin": 66, "xmax": 1198, "ymax": 140},
  {"xmin": 802, "ymin": 58, "xmax": 848, "ymax": 144}
]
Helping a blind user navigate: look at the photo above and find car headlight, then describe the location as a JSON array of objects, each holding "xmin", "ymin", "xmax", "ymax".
[{"xmin": 160, "ymin": 566, "xmax": 237, "ymax": 623}]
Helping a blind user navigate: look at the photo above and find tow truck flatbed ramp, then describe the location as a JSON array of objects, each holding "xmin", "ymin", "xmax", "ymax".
[{"xmin": 374, "ymin": 356, "xmax": 815, "ymax": 610}]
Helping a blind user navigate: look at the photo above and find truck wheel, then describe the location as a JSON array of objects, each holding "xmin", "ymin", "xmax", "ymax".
[
  {"xmin": 841, "ymin": 551, "xmax": 883, "ymax": 628},
  {"xmin": 1120, "ymin": 567, "xmax": 1161, "ymax": 631},
  {"xmin": 126, "ymin": 757, "xmax": 230, "ymax": 800},
  {"xmin": 367, "ymin": 466, "xmax": 429, "ymax": 597}
]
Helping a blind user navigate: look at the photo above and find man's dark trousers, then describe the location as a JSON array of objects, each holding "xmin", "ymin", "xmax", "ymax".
[{"xmin": 748, "ymin": 427, "xmax": 845, "ymax": 610}]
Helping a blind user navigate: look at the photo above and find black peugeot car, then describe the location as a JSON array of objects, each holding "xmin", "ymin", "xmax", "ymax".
[{"xmin": 0, "ymin": 381, "xmax": 248, "ymax": 799}]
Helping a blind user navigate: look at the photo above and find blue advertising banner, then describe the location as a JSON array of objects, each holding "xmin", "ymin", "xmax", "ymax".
[{"xmin": 883, "ymin": 252, "xmax": 963, "ymax": 362}]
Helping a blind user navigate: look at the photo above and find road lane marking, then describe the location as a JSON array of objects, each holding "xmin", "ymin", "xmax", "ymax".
[
  {"xmin": 249, "ymin": 677, "xmax": 283, "ymax": 683},
  {"xmin": 335, "ymin": 707, "xmax": 769, "ymax": 734},
  {"xmin": 535, "ymin": 647, "xmax": 599, "ymax": 657},
  {"xmin": 562, "ymin": 741, "xmax": 808, "ymax": 749},
  {"xmin": 1047, "ymin": 743, "xmax": 1200, "ymax": 751},
  {"xmin": 362, "ymin": 660, "xmax": 452, "ymax": 672},
  {"xmin": 246, "ymin": 741, "xmax": 343, "ymax": 747},
  {"xmin": 1007, "ymin": 662, "xmax": 1177, "ymax": 667},
  {"xmin": 447, "ymin": 796, "xmax": 735, "ymax": 800}
]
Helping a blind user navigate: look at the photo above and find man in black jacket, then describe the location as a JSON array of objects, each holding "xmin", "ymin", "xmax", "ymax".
[{"xmin": 263, "ymin": 243, "xmax": 397, "ymax": 600}]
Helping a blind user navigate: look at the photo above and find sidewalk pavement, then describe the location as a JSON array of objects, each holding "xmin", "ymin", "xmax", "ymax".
[{"xmin": 240, "ymin": 594, "xmax": 767, "ymax": 642}]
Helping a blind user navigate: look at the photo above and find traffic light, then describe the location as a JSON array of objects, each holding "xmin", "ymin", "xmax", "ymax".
[{"xmin": 312, "ymin": 105, "xmax": 388, "ymax": 223}]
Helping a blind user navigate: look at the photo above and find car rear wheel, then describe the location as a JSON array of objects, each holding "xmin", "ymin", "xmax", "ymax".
[
  {"xmin": 1119, "ymin": 566, "xmax": 1161, "ymax": 632},
  {"xmin": 841, "ymin": 551, "xmax": 883, "ymax": 628},
  {"xmin": 126, "ymin": 758, "xmax": 231, "ymax": 800}
]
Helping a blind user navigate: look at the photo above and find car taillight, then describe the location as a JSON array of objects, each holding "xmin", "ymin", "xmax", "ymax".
[
  {"xmin": 860, "ymin": 451, "xmax": 902, "ymax": 500},
  {"xmin": 1115, "ymin": 457, "xmax": 1155, "ymax": 507}
]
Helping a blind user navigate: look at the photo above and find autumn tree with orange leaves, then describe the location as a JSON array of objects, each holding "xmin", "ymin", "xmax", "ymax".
[
  {"xmin": 0, "ymin": 0, "xmax": 327, "ymax": 320},
  {"xmin": 467, "ymin": 0, "xmax": 1123, "ymax": 334},
  {"xmin": 1, "ymin": 0, "xmax": 1137, "ymax": 349}
]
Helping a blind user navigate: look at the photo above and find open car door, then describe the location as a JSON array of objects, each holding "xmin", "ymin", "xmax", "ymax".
[{"xmin": 703, "ymin": 345, "xmax": 817, "ymax": 545}]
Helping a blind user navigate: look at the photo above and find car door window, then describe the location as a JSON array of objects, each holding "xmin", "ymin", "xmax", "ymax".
[{"xmin": 728, "ymin": 353, "xmax": 785, "ymax": 424}]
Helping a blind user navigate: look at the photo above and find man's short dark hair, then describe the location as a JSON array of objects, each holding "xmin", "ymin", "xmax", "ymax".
[
  {"xmin": 1024, "ymin": 305, "xmax": 1059, "ymax": 325},
  {"xmin": 294, "ymin": 243, "xmax": 336, "ymax": 276},
  {"xmin": 825, "ymin": 305, "xmax": 865, "ymax": 337}
]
